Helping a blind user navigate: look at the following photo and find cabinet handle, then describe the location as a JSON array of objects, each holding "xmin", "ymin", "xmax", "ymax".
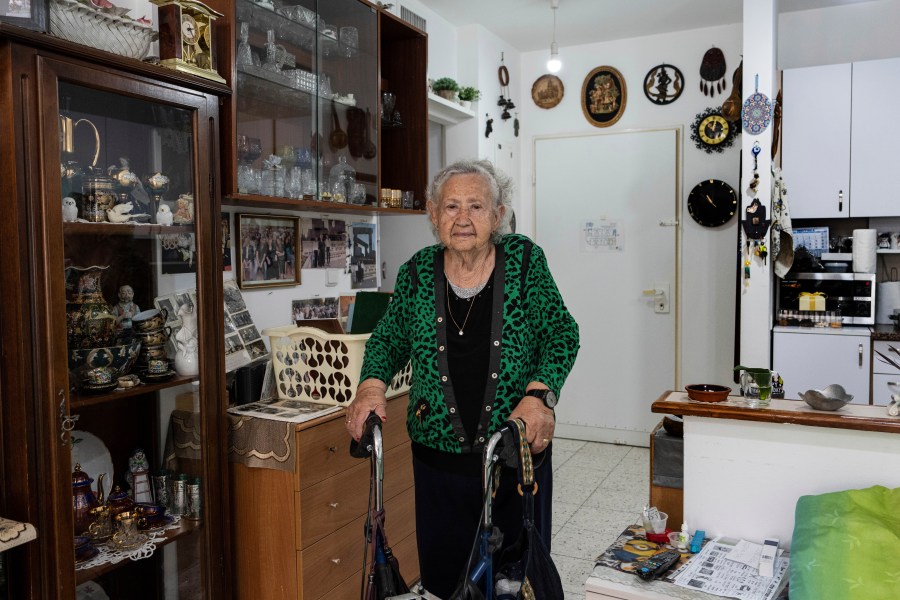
[
  {"xmin": 839, "ymin": 190, "xmax": 843, "ymax": 212},
  {"xmin": 330, "ymin": 558, "xmax": 341, "ymax": 565},
  {"xmin": 328, "ymin": 502, "xmax": 339, "ymax": 509},
  {"xmin": 58, "ymin": 389, "xmax": 79, "ymax": 446},
  {"xmin": 328, "ymin": 446, "xmax": 337, "ymax": 453},
  {"xmin": 859, "ymin": 343, "xmax": 863, "ymax": 367}
]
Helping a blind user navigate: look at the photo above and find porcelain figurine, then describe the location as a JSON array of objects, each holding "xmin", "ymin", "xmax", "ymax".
[
  {"xmin": 106, "ymin": 201, "xmax": 150, "ymax": 224},
  {"xmin": 173, "ymin": 194, "xmax": 194, "ymax": 224},
  {"xmin": 62, "ymin": 196, "xmax": 79, "ymax": 222},
  {"xmin": 112, "ymin": 285, "xmax": 140, "ymax": 331},
  {"xmin": 127, "ymin": 448, "xmax": 153, "ymax": 503},
  {"xmin": 155, "ymin": 203, "xmax": 173, "ymax": 226}
]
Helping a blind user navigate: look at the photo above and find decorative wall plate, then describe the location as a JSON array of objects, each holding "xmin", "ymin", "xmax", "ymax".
[
  {"xmin": 581, "ymin": 66, "xmax": 626, "ymax": 127},
  {"xmin": 742, "ymin": 75, "xmax": 772, "ymax": 135},
  {"xmin": 531, "ymin": 74, "xmax": 564, "ymax": 109},
  {"xmin": 643, "ymin": 64, "xmax": 684, "ymax": 105}
]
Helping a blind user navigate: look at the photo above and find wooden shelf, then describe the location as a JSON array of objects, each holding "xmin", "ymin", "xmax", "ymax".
[
  {"xmin": 70, "ymin": 374, "xmax": 198, "ymax": 410},
  {"xmin": 427, "ymin": 92, "xmax": 476, "ymax": 125},
  {"xmin": 223, "ymin": 193, "xmax": 424, "ymax": 214},
  {"xmin": 63, "ymin": 222, "xmax": 195, "ymax": 237},
  {"xmin": 75, "ymin": 519, "xmax": 202, "ymax": 584},
  {"xmin": 877, "ymin": 249, "xmax": 900, "ymax": 254}
]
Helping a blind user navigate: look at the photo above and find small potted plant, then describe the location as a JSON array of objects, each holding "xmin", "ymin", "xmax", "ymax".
[
  {"xmin": 432, "ymin": 77, "xmax": 459, "ymax": 101},
  {"xmin": 457, "ymin": 86, "xmax": 481, "ymax": 109}
]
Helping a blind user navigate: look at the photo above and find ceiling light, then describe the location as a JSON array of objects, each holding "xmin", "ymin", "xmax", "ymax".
[{"xmin": 547, "ymin": 0, "xmax": 561, "ymax": 73}]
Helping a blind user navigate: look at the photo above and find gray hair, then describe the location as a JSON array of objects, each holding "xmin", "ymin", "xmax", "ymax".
[{"xmin": 426, "ymin": 159, "xmax": 513, "ymax": 244}]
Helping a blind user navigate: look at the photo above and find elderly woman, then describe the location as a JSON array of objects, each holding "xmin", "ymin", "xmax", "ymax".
[{"xmin": 346, "ymin": 159, "xmax": 579, "ymax": 598}]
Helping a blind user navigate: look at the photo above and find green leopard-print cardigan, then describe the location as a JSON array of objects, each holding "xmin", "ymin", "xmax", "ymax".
[{"xmin": 360, "ymin": 234, "xmax": 579, "ymax": 454}]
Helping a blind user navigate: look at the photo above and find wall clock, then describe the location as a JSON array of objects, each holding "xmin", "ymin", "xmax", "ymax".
[
  {"xmin": 687, "ymin": 179, "xmax": 737, "ymax": 227},
  {"xmin": 151, "ymin": 0, "xmax": 225, "ymax": 83},
  {"xmin": 690, "ymin": 107, "xmax": 739, "ymax": 153}
]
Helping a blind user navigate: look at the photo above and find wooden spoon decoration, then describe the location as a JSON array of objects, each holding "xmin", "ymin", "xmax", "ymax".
[
  {"xmin": 721, "ymin": 59, "xmax": 743, "ymax": 123},
  {"xmin": 329, "ymin": 101, "xmax": 348, "ymax": 151},
  {"xmin": 363, "ymin": 108, "xmax": 377, "ymax": 159}
]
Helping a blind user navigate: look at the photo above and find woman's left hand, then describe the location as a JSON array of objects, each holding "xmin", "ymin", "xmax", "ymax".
[{"xmin": 509, "ymin": 396, "xmax": 555, "ymax": 454}]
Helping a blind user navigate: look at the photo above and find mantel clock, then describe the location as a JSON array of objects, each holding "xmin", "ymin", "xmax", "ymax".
[{"xmin": 151, "ymin": 0, "xmax": 225, "ymax": 83}]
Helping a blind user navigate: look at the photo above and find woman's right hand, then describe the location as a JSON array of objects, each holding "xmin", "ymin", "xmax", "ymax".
[{"xmin": 345, "ymin": 379, "xmax": 388, "ymax": 441}]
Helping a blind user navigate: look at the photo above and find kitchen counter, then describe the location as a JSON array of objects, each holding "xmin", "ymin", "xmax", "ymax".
[
  {"xmin": 872, "ymin": 323, "xmax": 900, "ymax": 341},
  {"xmin": 651, "ymin": 390, "xmax": 900, "ymax": 434}
]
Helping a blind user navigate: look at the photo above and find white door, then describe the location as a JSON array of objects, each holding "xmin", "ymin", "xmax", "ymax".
[{"xmin": 534, "ymin": 129, "xmax": 679, "ymax": 446}]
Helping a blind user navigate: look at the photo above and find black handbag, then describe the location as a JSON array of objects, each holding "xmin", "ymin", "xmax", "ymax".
[{"xmin": 493, "ymin": 419, "xmax": 564, "ymax": 600}]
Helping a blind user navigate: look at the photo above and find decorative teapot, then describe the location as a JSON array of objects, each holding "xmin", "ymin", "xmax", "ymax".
[
  {"xmin": 72, "ymin": 463, "xmax": 104, "ymax": 535},
  {"xmin": 107, "ymin": 485, "xmax": 135, "ymax": 519}
]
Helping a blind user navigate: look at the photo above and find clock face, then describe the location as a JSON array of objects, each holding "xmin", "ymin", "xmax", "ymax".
[
  {"xmin": 690, "ymin": 107, "xmax": 739, "ymax": 153},
  {"xmin": 181, "ymin": 14, "xmax": 200, "ymax": 45},
  {"xmin": 688, "ymin": 179, "xmax": 737, "ymax": 227}
]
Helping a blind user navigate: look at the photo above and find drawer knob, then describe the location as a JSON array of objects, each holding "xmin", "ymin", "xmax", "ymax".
[
  {"xmin": 330, "ymin": 558, "xmax": 341, "ymax": 565},
  {"xmin": 328, "ymin": 502, "xmax": 339, "ymax": 509},
  {"xmin": 328, "ymin": 445, "xmax": 337, "ymax": 453}
]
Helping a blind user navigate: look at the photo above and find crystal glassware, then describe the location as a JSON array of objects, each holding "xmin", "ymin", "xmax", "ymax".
[{"xmin": 237, "ymin": 22, "xmax": 253, "ymax": 67}]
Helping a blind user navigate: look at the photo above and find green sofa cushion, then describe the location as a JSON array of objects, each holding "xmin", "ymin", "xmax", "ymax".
[{"xmin": 790, "ymin": 485, "xmax": 900, "ymax": 600}]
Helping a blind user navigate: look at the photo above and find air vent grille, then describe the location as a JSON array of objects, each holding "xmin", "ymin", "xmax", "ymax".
[{"xmin": 400, "ymin": 6, "xmax": 426, "ymax": 31}]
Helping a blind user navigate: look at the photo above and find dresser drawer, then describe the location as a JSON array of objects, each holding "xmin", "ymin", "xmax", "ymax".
[
  {"xmin": 297, "ymin": 395, "xmax": 410, "ymax": 490},
  {"xmin": 316, "ymin": 531, "xmax": 420, "ymax": 600},
  {"xmin": 298, "ymin": 442, "xmax": 413, "ymax": 548},
  {"xmin": 299, "ymin": 488, "xmax": 416, "ymax": 599}
]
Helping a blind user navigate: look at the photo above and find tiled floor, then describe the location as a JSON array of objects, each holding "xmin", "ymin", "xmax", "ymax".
[{"xmin": 550, "ymin": 438, "xmax": 650, "ymax": 600}]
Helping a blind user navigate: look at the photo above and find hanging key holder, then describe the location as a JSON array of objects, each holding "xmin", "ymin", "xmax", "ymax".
[{"xmin": 741, "ymin": 142, "xmax": 770, "ymax": 242}]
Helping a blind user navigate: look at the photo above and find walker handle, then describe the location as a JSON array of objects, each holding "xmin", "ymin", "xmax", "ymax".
[{"xmin": 349, "ymin": 412, "xmax": 383, "ymax": 459}]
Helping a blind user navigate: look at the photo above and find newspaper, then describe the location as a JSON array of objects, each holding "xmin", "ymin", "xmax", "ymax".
[
  {"xmin": 672, "ymin": 538, "xmax": 788, "ymax": 600},
  {"xmin": 227, "ymin": 398, "xmax": 341, "ymax": 423}
]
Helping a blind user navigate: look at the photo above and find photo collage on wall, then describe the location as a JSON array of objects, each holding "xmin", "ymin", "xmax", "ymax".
[
  {"xmin": 350, "ymin": 222, "xmax": 377, "ymax": 289},
  {"xmin": 222, "ymin": 280, "xmax": 268, "ymax": 370},
  {"xmin": 299, "ymin": 218, "xmax": 348, "ymax": 269}
]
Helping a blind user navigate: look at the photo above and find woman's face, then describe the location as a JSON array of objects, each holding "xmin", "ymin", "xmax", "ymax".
[{"xmin": 430, "ymin": 173, "xmax": 503, "ymax": 253}]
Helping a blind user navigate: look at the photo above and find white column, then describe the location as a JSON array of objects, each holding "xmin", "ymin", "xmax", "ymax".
[{"xmin": 739, "ymin": 0, "xmax": 778, "ymax": 368}]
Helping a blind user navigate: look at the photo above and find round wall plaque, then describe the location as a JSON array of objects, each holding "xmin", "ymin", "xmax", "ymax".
[{"xmin": 531, "ymin": 74, "xmax": 564, "ymax": 109}]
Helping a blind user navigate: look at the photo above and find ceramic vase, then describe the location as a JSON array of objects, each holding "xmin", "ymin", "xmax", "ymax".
[{"xmin": 66, "ymin": 265, "xmax": 117, "ymax": 349}]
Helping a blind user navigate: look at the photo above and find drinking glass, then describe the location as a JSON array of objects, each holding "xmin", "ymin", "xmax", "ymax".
[
  {"xmin": 339, "ymin": 26, "xmax": 358, "ymax": 58},
  {"xmin": 288, "ymin": 167, "xmax": 303, "ymax": 199},
  {"xmin": 236, "ymin": 22, "xmax": 253, "ymax": 67},
  {"xmin": 381, "ymin": 92, "xmax": 396, "ymax": 124}
]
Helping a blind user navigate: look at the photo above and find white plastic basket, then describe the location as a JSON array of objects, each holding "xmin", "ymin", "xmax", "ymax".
[{"xmin": 263, "ymin": 325, "xmax": 412, "ymax": 405}]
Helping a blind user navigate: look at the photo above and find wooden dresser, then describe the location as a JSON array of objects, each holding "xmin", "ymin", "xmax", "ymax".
[{"xmin": 230, "ymin": 394, "xmax": 418, "ymax": 599}]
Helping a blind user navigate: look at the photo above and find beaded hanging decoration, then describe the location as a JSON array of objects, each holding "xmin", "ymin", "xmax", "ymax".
[{"xmin": 699, "ymin": 47, "xmax": 727, "ymax": 96}]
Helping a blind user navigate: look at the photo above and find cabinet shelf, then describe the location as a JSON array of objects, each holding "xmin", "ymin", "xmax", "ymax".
[
  {"xmin": 223, "ymin": 193, "xmax": 424, "ymax": 215},
  {"xmin": 63, "ymin": 222, "xmax": 195, "ymax": 237},
  {"xmin": 75, "ymin": 519, "xmax": 202, "ymax": 585},
  {"xmin": 876, "ymin": 249, "xmax": 900, "ymax": 254},
  {"xmin": 70, "ymin": 374, "xmax": 198, "ymax": 410}
]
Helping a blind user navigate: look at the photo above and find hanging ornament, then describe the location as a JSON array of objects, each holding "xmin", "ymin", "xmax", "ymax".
[
  {"xmin": 742, "ymin": 74, "xmax": 772, "ymax": 135},
  {"xmin": 505, "ymin": 98, "xmax": 516, "ymax": 110},
  {"xmin": 497, "ymin": 95, "xmax": 507, "ymax": 107},
  {"xmin": 699, "ymin": 47, "xmax": 727, "ymax": 97},
  {"xmin": 485, "ymin": 115, "xmax": 494, "ymax": 138},
  {"xmin": 745, "ymin": 142, "xmax": 761, "ymax": 198},
  {"xmin": 514, "ymin": 114, "xmax": 520, "ymax": 137},
  {"xmin": 643, "ymin": 63, "xmax": 684, "ymax": 105}
]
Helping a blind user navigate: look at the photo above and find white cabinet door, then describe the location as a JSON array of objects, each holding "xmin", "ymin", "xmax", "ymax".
[
  {"xmin": 850, "ymin": 57, "xmax": 900, "ymax": 217},
  {"xmin": 773, "ymin": 330, "xmax": 870, "ymax": 403},
  {"xmin": 782, "ymin": 63, "xmax": 852, "ymax": 218}
]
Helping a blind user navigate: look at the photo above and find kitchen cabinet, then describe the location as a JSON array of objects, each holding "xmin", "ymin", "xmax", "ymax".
[
  {"xmin": 872, "ymin": 340, "xmax": 900, "ymax": 406},
  {"xmin": 230, "ymin": 394, "xmax": 418, "ymax": 599},
  {"xmin": 0, "ymin": 26, "xmax": 228, "ymax": 598},
  {"xmin": 214, "ymin": 0, "xmax": 427, "ymax": 214},
  {"xmin": 850, "ymin": 57, "xmax": 900, "ymax": 217},
  {"xmin": 782, "ymin": 58, "xmax": 900, "ymax": 218},
  {"xmin": 781, "ymin": 63, "xmax": 851, "ymax": 219},
  {"xmin": 772, "ymin": 327, "xmax": 870, "ymax": 403}
]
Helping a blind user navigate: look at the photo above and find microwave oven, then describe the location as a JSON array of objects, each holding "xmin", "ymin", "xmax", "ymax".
[{"xmin": 776, "ymin": 272, "xmax": 877, "ymax": 325}]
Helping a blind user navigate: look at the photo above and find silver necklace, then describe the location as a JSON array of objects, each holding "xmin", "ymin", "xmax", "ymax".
[
  {"xmin": 446, "ymin": 280, "xmax": 478, "ymax": 336},
  {"xmin": 449, "ymin": 278, "xmax": 488, "ymax": 299}
]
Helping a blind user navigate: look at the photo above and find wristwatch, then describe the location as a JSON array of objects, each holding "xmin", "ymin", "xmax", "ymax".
[{"xmin": 525, "ymin": 388, "xmax": 558, "ymax": 409}]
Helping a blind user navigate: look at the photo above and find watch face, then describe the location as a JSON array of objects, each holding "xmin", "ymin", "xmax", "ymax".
[
  {"xmin": 691, "ymin": 107, "xmax": 739, "ymax": 153},
  {"xmin": 688, "ymin": 179, "xmax": 738, "ymax": 227},
  {"xmin": 181, "ymin": 14, "xmax": 200, "ymax": 45}
]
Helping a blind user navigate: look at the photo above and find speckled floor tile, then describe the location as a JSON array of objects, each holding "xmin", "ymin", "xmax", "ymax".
[
  {"xmin": 553, "ymin": 438, "xmax": 587, "ymax": 453},
  {"xmin": 552, "ymin": 464, "xmax": 607, "ymax": 506},
  {"xmin": 551, "ymin": 552, "xmax": 594, "ymax": 599},
  {"xmin": 551, "ymin": 523, "xmax": 616, "ymax": 561},
  {"xmin": 552, "ymin": 449, "xmax": 574, "ymax": 471},
  {"xmin": 565, "ymin": 442, "xmax": 630, "ymax": 471},
  {"xmin": 552, "ymin": 499, "xmax": 581, "ymax": 530},
  {"xmin": 615, "ymin": 447, "xmax": 650, "ymax": 474},
  {"xmin": 582, "ymin": 476, "xmax": 649, "ymax": 514},
  {"xmin": 566, "ymin": 504, "xmax": 639, "ymax": 540}
]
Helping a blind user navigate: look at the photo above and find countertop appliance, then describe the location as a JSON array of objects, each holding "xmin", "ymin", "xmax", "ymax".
[{"xmin": 776, "ymin": 272, "xmax": 877, "ymax": 325}]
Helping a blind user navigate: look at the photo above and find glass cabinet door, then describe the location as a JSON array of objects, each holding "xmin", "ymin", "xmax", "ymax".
[
  {"xmin": 232, "ymin": 0, "xmax": 377, "ymax": 205},
  {"xmin": 40, "ymin": 59, "xmax": 224, "ymax": 598}
]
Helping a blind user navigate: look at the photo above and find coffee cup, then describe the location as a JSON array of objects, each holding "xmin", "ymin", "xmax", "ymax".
[
  {"xmin": 135, "ymin": 326, "xmax": 172, "ymax": 346},
  {"xmin": 132, "ymin": 308, "xmax": 167, "ymax": 333},
  {"xmin": 139, "ymin": 344, "xmax": 167, "ymax": 361},
  {"xmin": 147, "ymin": 359, "xmax": 169, "ymax": 375},
  {"xmin": 84, "ymin": 366, "xmax": 115, "ymax": 386}
]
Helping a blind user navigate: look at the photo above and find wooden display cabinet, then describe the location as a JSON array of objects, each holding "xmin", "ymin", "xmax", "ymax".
[
  {"xmin": 0, "ymin": 26, "xmax": 229, "ymax": 599},
  {"xmin": 212, "ymin": 0, "xmax": 427, "ymax": 214}
]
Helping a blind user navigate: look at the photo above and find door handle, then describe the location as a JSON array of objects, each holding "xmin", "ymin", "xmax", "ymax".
[
  {"xmin": 839, "ymin": 190, "xmax": 844, "ymax": 212},
  {"xmin": 859, "ymin": 343, "xmax": 863, "ymax": 367}
]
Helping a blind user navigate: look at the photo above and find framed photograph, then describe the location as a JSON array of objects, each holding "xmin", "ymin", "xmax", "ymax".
[
  {"xmin": 0, "ymin": 0, "xmax": 48, "ymax": 32},
  {"xmin": 236, "ymin": 213, "xmax": 300, "ymax": 289},
  {"xmin": 581, "ymin": 66, "xmax": 627, "ymax": 128}
]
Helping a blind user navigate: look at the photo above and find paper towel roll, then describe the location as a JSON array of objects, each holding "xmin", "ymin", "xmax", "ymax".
[
  {"xmin": 877, "ymin": 282, "xmax": 900, "ymax": 324},
  {"xmin": 852, "ymin": 229, "xmax": 877, "ymax": 274}
]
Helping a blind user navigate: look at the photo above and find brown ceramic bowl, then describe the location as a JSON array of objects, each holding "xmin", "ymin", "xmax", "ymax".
[{"xmin": 685, "ymin": 384, "xmax": 731, "ymax": 403}]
